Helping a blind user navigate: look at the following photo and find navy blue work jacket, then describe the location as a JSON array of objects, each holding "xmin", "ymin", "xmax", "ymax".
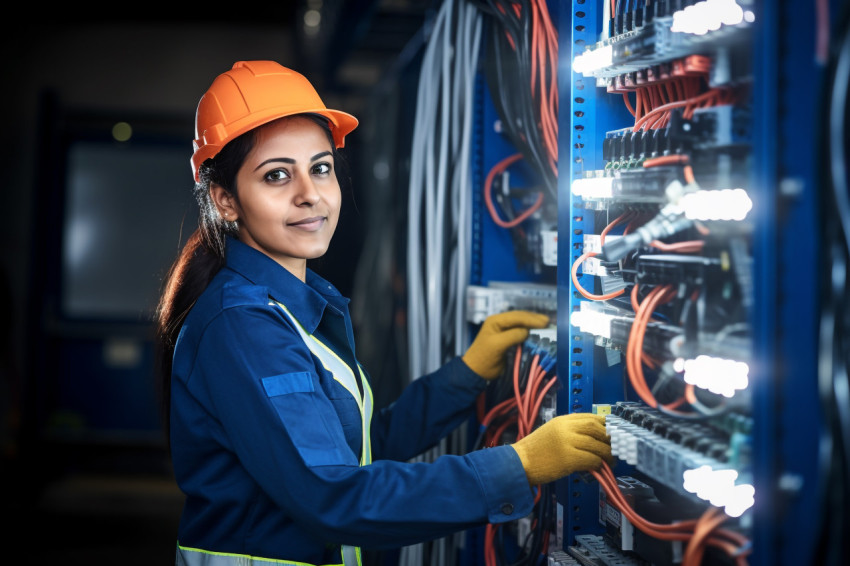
[{"xmin": 170, "ymin": 237, "xmax": 534, "ymax": 563}]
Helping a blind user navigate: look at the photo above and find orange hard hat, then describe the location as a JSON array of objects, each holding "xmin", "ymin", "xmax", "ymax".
[{"xmin": 191, "ymin": 60, "xmax": 359, "ymax": 181}]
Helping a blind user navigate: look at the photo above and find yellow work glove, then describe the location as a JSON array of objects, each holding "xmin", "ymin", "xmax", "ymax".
[
  {"xmin": 462, "ymin": 310, "xmax": 550, "ymax": 380},
  {"xmin": 511, "ymin": 413, "xmax": 613, "ymax": 486}
]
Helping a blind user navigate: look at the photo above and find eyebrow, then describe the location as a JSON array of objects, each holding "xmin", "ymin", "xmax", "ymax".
[{"xmin": 253, "ymin": 151, "xmax": 333, "ymax": 172}]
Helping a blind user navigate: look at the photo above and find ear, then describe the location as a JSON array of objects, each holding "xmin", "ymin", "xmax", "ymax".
[{"xmin": 210, "ymin": 182, "xmax": 239, "ymax": 222}]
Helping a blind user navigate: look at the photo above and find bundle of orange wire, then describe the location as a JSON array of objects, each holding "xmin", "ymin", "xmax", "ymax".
[
  {"xmin": 529, "ymin": 0, "xmax": 558, "ymax": 176},
  {"xmin": 483, "ymin": 0, "xmax": 558, "ymax": 232},
  {"xmin": 613, "ymin": 52, "xmax": 740, "ymax": 134},
  {"xmin": 479, "ymin": 343, "xmax": 558, "ymax": 449},
  {"xmin": 592, "ymin": 461, "xmax": 751, "ymax": 565},
  {"xmin": 494, "ymin": 0, "xmax": 558, "ymax": 175},
  {"xmin": 622, "ymin": 74, "xmax": 705, "ymax": 126},
  {"xmin": 626, "ymin": 281, "xmax": 719, "ymax": 421},
  {"xmin": 478, "ymin": 342, "xmax": 559, "ymax": 566},
  {"xmin": 632, "ymin": 85, "xmax": 738, "ymax": 132},
  {"xmin": 614, "ymin": 54, "xmax": 710, "ymax": 127}
]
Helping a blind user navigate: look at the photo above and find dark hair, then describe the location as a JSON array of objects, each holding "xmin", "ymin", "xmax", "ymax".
[{"xmin": 155, "ymin": 114, "xmax": 339, "ymax": 437}]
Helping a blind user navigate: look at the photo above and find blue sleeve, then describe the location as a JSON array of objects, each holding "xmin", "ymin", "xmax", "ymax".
[
  {"xmin": 370, "ymin": 357, "xmax": 487, "ymax": 462},
  {"xmin": 191, "ymin": 304, "xmax": 534, "ymax": 549}
]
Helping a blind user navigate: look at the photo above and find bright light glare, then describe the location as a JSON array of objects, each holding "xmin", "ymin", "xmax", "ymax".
[
  {"xmin": 572, "ymin": 176, "xmax": 613, "ymax": 199},
  {"xmin": 679, "ymin": 188, "xmax": 753, "ymax": 221},
  {"xmin": 683, "ymin": 465, "xmax": 713, "ymax": 494},
  {"xmin": 573, "ymin": 45, "xmax": 613, "ymax": 76},
  {"xmin": 681, "ymin": 354, "xmax": 749, "ymax": 397},
  {"xmin": 682, "ymin": 466, "xmax": 754, "ymax": 516},
  {"xmin": 724, "ymin": 484, "xmax": 755, "ymax": 517},
  {"xmin": 685, "ymin": 466, "xmax": 737, "ymax": 502},
  {"xmin": 671, "ymin": 0, "xmax": 747, "ymax": 35},
  {"xmin": 569, "ymin": 308, "xmax": 614, "ymax": 339}
]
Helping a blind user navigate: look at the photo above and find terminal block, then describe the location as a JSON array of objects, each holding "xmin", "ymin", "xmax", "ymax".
[
  {"xmin": 605, "ymin": 403, "xmax": 754, "ymax": 518},
  {"xmin": 466, "ymin": 282, "xmax": 557, "ymax": 324}
]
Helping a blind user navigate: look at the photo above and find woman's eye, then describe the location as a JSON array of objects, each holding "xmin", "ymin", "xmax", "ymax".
[
  {"xmin": 264, "ymin": 169, "xmax": 290, "ymax": 183},
  {"xmin": 313, "ymin": 162, "xmax": 332, "ymax": 176}
]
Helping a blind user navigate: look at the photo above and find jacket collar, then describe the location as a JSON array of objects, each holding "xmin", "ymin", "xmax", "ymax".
[{"xmin": 223, "ymin": 237, "xmax": 349, "ymax": 334}]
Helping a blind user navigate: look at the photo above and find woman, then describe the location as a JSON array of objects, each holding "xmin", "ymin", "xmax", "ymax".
[{"xmin": 156, "ymin": 60, "xmax": 612, "ymax": 566}]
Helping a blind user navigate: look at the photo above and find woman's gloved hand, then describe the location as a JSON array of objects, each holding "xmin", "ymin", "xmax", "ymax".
[
  {"xmin": 510, "ymin": 413, "xmax": 613, "ymax": 486},
  {"xmin": 462, "ymin": 310, "xmax": 550, "ymax": 380}
]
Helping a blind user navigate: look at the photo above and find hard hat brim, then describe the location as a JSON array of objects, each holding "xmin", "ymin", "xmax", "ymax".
[{"xmin": 192, "ymin": 106, "xmax": 358, "ymax": 182}]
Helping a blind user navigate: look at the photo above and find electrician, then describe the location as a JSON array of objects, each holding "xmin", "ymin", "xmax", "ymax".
[{"xmin": 155, "ymin": 60, "xmax": 612, "ymax": 566}]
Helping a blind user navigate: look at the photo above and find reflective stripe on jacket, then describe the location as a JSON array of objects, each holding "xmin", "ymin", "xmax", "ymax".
[
  {"xmin": 274, "ymin": 300, "xmax": 374, "ymax": 467},
  {"xmin": 176, "ymin": 544, "xmax": 360, "ymax": 566}
]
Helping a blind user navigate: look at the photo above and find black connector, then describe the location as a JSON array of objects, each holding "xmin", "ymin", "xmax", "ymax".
[
  {"xmin": 603, "ymin": 127, "xmax": 686, "ymax": 166},
  {"xmin": 610, "ymin": 318, "xmax": 683, "ymax": 359},
  {"xmin": 601, "ymin": 204, "xmax": 694, "ymax": 261},
  {"xmin": 635, "ymin": 254, "xmax": 721, "ymax": 287},
  {"xmin": 600, "ymin": 232, "xmax": 645, "ymax": 262}
]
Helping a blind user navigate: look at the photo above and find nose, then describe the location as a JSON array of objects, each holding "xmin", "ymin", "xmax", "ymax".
[{"xmin": 295, "ymin": 177, "xmax": 321, "ymax": 206}]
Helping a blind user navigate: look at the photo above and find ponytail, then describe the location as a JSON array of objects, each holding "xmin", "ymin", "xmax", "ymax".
[
  {"xmin": 154, "ymin": 228, "xmax": 225, "ymax": 436},
  {"xmin": 154, "ymin": 132, "xmax": 249, "ymax": 437}
]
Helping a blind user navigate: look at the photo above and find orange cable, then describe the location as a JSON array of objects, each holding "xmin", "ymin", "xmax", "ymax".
[
  {"xmin": 512, "ymin": 345, "xmax": 528, "ymax": 438},
  {"xmin": 630, "ymin": 281, "xmax": 641, "ymax": 312},
  {"xmin": 528, "ymin": 375, "xmax": 558, "ymax": 431},
  {"xmin": 627, "ymin": 285, "xmax": 676, "ymax": 407},
  {"xmin": 633, "ymin": 88, "xmax": 729, "ymax": 132},
  {"xmin": 643, "ymin": 155, "xmax": 690, "ymax": 168},
  {"xmin": 683, "ymin": 507, "xmax": 728, "ymax": 566},
  {"xmin": 650, "ymin": 240, "xmax": 704, "ymax": 253},
  {"xmin": 522, "ymin": 354, "xmax": 542, "ymax": 433},
  {"xmin": 484, "ymin": 153, "xmax": 544, "ymax": 228},
  {"xmin": 570, "ymin": 211, "xmax": 634, "ymax": 301},
  {"xmin": 623, "ymin": 92, "xmax": 636, "ymax": 117},
  {"xmin": 630, "ymin": 286, "xmax": 697, "ymax": 415},
  {"xmin": 593, "ymin": 462, "xmax": 750, "ymax": 561}
]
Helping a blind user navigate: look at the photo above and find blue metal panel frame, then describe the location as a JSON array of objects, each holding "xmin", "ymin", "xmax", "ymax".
[
  {"xmin": 749, "ymin": 3, "xmax": 779, "ymax": 563},
  {"xmin": 751, "ymin": 1, "xmax": 825, "ymax": 564},
  {"xmin": 559, "ymin": 0, "xmax": 599, "ymax": 545},
  {"xmin": 559, "ymin": 0, "xmax": 637, "ymax": 547}
]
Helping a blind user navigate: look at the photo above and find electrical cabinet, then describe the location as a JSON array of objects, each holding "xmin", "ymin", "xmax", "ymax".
[{"xmin": 557, "ymin": 1, "xmax": 831, "ymax": 565}]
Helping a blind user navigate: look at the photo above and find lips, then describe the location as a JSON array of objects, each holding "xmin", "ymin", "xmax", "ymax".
[{"xmin": 288, "ymin": 216, "xmax": 327, "ymax": 231}]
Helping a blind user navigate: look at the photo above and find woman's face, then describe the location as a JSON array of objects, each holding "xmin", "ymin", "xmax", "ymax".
[{"xmin": 219, "ymin": 116, "xmax": 341, "ymax": 279}]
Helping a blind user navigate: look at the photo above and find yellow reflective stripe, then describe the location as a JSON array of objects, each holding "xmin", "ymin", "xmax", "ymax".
[
  {"xmin": 358, "ymin": 365, "xmax": 373, "ymax": 466},
  {"xmin": 273, "ymin": 302, "xmax": 363, "ymax": 411},
  {"xmin": 272, "ymin": 300, "xmax": 373, "ymax": 466},
  {"xmin": 341, "ymin": 545, "xmax": 362, "ymax": 566},
  {"xmin": 306, "ymin": 336, "xmax": 363, "ymax": 409},
  {"xmin": 177, "ymin": 543, "xmax": 344, "ymax": 566}
]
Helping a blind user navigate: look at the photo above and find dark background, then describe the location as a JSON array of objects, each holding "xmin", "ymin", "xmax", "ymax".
[{"xmin": 0, "ymin": 2, "xmax": 431, "ymax": 562}]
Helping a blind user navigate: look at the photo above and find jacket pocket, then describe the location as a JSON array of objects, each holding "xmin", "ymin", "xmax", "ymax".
[{"xmin": 262, "ymin": 372, "xmax": 356, "ymax": 467}]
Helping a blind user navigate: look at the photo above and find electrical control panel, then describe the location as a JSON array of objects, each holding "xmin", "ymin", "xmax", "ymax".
[
  {"xmin": 562, "ymin": 2, "xmax": 765, "ymax": 565},
  {"xmin": 406, "ymin": 1, "xmax": 829, "ymax": 565},
  {"xmin": 552, "ymin": 1, "xmax": 837, "ymax": 565}
]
